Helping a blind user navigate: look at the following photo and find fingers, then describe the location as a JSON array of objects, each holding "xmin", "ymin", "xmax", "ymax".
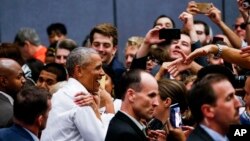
[{"xmin": 74, "ymin": 94, "xmax": 94, "ymax": 106}]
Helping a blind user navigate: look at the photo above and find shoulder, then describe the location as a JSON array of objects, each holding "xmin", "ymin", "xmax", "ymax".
[{"xmin": 187, "ymin": 125, "xmax": 214, "ymax": 141}]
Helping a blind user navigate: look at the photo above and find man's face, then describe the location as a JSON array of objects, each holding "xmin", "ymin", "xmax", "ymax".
[
  {"xmin": 91, "ymin": 33, "xmax": 117, "ymax": 65},
  {"xmin": 132, "ymin": 72, "xmax": 159, "ymax": 120},
  {"xmin": 244, "ymin": 77, "xmax": 250, "ymax": 107},
  {"xmin": 55, "ymin": 48, "xmax": 70, "ymax": 67},
  {"xmin": 5, "ymin": 62, "xmax": 26, "ymax": 97},
  {"xmin": 211, "ymin": 80, "xmax": 241, "ymax": 129},
  {"xmin": 194, "ymin": 24, "xmax": 209, "ymax": 45},
  {"xmin": 155, "ymin": 17, "xmax": 174, "ymax": 29},
  {"xmin": 233, "ymin": 17, "xmax": 246, "ymax": 40},
  {"xmin": 125, "ymin": 46, "xmax": 138, "ymax": 70},
  {"xmin": 79, "ymin": 53, "xmax": 105, "ymax": 94},
  {"xmin": 167, "ymin": 34, "xmax": 191, "ymax": 60},
  {"xmin": 37, "ymin": 70, "xmax": 57, "ymax": 91},
  {"xmin": 48, "ymin": 31, "xmax": 66, "ymax": 44}
]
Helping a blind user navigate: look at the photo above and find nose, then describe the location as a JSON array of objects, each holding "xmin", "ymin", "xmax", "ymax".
[
  {"xmin": 22, "ymin": 76, "xmax": 26, "ymax": 84},
  {"xmin": 38, "ymin": 82, "xmax": 48, "ymax": 91},
  {"xmin": 100, "ymin": 68, "xmax": 105, "ymax": 77},
  {"xmin": 234, "ymin": 95, "xmax": 242, "ymax": 108},
  {"xmin": 96, "ymin": 45, "xmax": 104, "ymax": 52},
  {"xmin": 126, "ymin": 56, "xmax": 133, "ymax": 64},
  {"xmin": 152, "ymin": 96, "xmax": 159, "ymax": 107}
]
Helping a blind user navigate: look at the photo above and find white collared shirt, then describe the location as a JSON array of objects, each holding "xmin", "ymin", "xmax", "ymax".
[
  {"xmin": 0, "ymin": 91, "xmax": 14, "ymax": 105},
  {"xmin": 40, "ymin": 78, "xmax": 106, "ymax": 141}
]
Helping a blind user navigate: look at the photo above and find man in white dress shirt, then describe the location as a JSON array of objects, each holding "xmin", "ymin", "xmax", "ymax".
[{"xmin": 41, "ymin": 47, "xmax": 106, "ymax": 141}]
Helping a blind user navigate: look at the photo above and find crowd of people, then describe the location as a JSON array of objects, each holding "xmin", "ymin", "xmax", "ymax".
[{"xmin": 0, "ymin": 0, "xmax": 250, "ymax": 141}]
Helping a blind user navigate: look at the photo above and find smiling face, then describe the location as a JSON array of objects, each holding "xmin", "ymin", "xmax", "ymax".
[
  {"xmin": 167, "ymin": 34, "xmax": 191, "ymax": 60},
  {"xmin": 78, "ymin": 53, "xmax": 105, "ymax": 94},
  {"xmin": 91, "ymin": 33, "xmax": 117, "ymax": 65}
]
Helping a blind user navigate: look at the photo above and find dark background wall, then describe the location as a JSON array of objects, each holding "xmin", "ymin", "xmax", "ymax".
[{"xmin": 0, "ymin": 0, "xmax": 239, "ymax": 63}]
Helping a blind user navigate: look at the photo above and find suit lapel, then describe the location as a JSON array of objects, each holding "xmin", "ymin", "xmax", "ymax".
[
  {"xmin": 11, "ymin": 124, "xmax": 34, "ymax": 141},
  {"xmin": 116, "ymin": 111, "xmax": 147, "ymax": 140}
]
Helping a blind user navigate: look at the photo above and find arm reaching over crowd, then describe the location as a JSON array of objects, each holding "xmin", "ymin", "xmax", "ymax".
[{"xmin": 186, "ymin": 44, "xmax": 250, "ymax": 69}]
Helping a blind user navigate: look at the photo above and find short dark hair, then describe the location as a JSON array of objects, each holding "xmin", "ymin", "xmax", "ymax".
[
  {"xmin": 118, "ymin": 69, "xmax": 143, "ymax": 100},
  {"xmin": 89, "ymin": 23, "xmax": 118, "ymax": 46},
  {"xmin": 43, "ymin": 63, "xmax": 67, "ymax": 82},
  {"xmin": 194, "ymin": 20, "xmax": 210, "ymax": 36},
  {"xmin": 153, "ymin": 14, "xmax": 176, "ymax": 28},
  {"xmin": 56, "ymin": 38, "xmax": 77, "ymax": 52},
  {"xmin": 47, "ymin": 23, "xmax": 67, "ymax": 36},
  {"xmin": 14, "ymin": 86, "xmax": 50, "ymax": 125},
  {"xmin": 188, "ymin": 73, "xmax": 228, "ymax": 123}
]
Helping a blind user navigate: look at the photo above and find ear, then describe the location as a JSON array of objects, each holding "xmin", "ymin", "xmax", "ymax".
[
  {"xmin": 0, "ymin": 76, "xmax": 8, "ymax": 87},
  {"xmin": 112, "ymin": 45, "xmax": 117, "ymax": 55},
  {"xmin": 163, "ymin": 97, "xmax": 172, "ymax": 108},
  {"xmin": 201, "ymin": 104, "xmax": 215, "ymax": 118},
  {"xmin": 37, "ymin": 115, "xmax": 43, "ymax": 127},
  {"xmin": 127, "ymin": 88, "xmax": 135, "ymax": 103},
  {"xmin": 73, "ymin": 65, "xmax": 83, "ymax": 78}
]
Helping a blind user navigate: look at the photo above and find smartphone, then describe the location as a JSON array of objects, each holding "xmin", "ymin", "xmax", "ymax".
[
  {"xmin": 169, "ymin": 103, "xmax": 183, "ymax": 128},
  {"xmin": 196, "ymin": 2, "xmax": 213, "ymax": 14},
  {"xmin": 212, "ymin": 36, "xmax": 224, "ymax": 44},
  {"xmin": 159, "ymin": 28, "xmax": 181, "ymax": 42}
]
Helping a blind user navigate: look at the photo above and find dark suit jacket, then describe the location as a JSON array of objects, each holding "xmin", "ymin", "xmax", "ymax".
[
  {"xmin": 187, "ymin": 124, "xmax": 214, "ymax": 141},
  {"xmin": 105, "ymin": 111, "xmax": 148, "ymax": 141},
  {"xmin": 0, "ymin": 92, "xmax": 13, "ymax": 128},
  {"xmin": 0, "ymin": 124, "xmax": 34, "ymax": 141}
]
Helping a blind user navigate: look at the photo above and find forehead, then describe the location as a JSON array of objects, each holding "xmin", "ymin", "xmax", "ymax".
[
  {"xmin": 194, "ymin": 24, "xmax": 205, "ymax": 31},
  {"xmin": 180, "ymin": 34, "xmax": 191, "ymax": 43},
  {"xmin": 212, "ymin": 80, "xmax": 234, "ymax": 98},
  {"xmin": 56, "ymin": 48, "xmax": 70, "ymax": 55},
  {"xmin": 93, "ymin": 33, "xmax": 113, "ymax": 43},
  {"xmin": 39, "ymin": 70, "xmax": 57, "ymax": 80},
  {"xmin": 235, "ymin": 17, "xmax": 244, "ymax": 24},
  {"xmin": 125, "ymin": 46, "xmax": 138, "ymax": 52},
  {"xmin": 157, "ymin": 17, "xmax": 172, "ymax": 24}
]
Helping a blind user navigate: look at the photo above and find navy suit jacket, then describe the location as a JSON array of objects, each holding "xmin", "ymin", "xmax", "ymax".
[
  {"xmin": 187, "ymin": 124, "xmax": 214, "ymax": 141},
  {"xmin": 105, "ymin": 111, "xmax": 148, "ymax": 141},
  {"xmin": 0, "ymin": 92, "xmax": 13, "ymax": 128},
  {"xmin": 0, "ymin": 124, "xmax": 34, "ymax": 141}
]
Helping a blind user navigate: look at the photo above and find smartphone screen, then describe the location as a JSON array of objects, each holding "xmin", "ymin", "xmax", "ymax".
[
  {"xmin": 159, "ymin": 28, "xmax": 181, "ymax": 42},
  {"xmin": 169, "ymin": 103, "xmax": 183, "ymax": 128}
]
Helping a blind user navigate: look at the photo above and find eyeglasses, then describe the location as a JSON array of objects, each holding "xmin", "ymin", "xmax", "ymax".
[{"xmin": 233, "ymin": 23, "xmax": 246, "ymax": 29}]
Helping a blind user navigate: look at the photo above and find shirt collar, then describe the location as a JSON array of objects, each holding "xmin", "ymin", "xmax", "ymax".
[
  {"xmin": 200, "ymin": 124, "xmax": 229, "ymax": 141},
  {"xmin": 120, "ymin": 110, "xmax": 145, "ymax": 130},
  {"xmin": 0, "ymin": 91, "xmax": 14, "ymax": 105},
  {"xmin": 23, "ymin": 127, "xmax": 39, "ymax": 141}
]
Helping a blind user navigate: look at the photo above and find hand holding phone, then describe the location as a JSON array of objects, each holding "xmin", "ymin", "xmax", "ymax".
[
  {"xmin": 196, "ymin": 2, "xmax": 213, "ymax": 14},
  {"xmin": 170, "ymin": 103, "xmax": 183, "ymax": 128}
]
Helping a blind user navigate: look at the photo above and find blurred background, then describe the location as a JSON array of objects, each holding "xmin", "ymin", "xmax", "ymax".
[{"xmin": 0, "ymin": 0, "xmax": 239, "ymax": 62}]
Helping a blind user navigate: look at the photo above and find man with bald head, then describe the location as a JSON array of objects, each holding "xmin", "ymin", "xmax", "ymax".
[{"xmin": 0, "ymin": 58, "xmax": 26, "ymax": 128}]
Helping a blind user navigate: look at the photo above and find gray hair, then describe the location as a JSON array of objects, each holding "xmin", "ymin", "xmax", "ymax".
[
  {"xmin": 14, "ymin": 27, "xmax": 41, "ymax": 46},
  {"xmin": 66, "ymin": 47, "xmax": 99, "ymax": 76}
]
